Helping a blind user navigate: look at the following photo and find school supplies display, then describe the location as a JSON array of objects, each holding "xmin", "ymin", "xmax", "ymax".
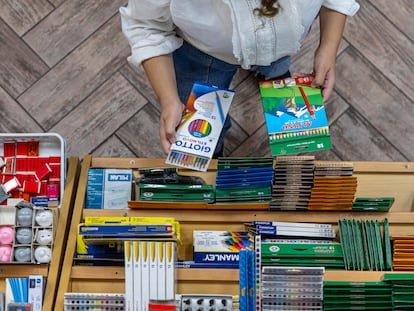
[
  {"xmin": 259, "ymin": 75, "xmax": 331, "ymax": 156},
  {"xmin": 135, "ymin": 167, "xmax": 206, "ymax": 185},
  {"xmin": 383, "ymin": 273, "xmax": 414, "ymax": 310},
  {"xmin": 166, "ymin": 82, "xmax": 235, "ymax": 171},
  {"xmin": 0, "ymin": 133, "xmax": 65, "ymax": 208},
  {"xmin": 124, "ymin": 240, "xmax": 177, "ymax": 311},
  {"xmin": 323, "ymin": 281, "xmax": 392, "ymax": 310},
  {"xmin": 390, "ymin": 235, "xmax": 414, "ymax": 271},
  {"xmin": 75, "ymin": 217, "xmax": 180, "ymax": 266},
  {"xmin": 138, "ymin": 183, "xmax": 215, "ymax": 203},
  {"xmin": 63, "ymin": 293, "xmax": 125, "ymax": 311},
  {"xmin": 179, "ymin": 294, "xmax": 233, "ymax": 311},
  {"xmin": 308, "ymin": 161, "xmax": 357, "ymax": 211},
  {"xmin": 85, "ymin": 168, "xmax": 133, "ymax": 209},
  {"xmin": 246, "ymin": 221, "xmax": 336, "ymax": 239},
  {"xmin": 260, "ymin": 238, "xmax": 344, "ymax": 269},
  {"xmin": 271, "ymin": 156, "xmax": 315, "ymax": 210},
  {"xmin": 239, "ymin": 249, "xmax": 255, "ymax": 311},
  {"xmin": 193, "ymin": 231, "xmax": 253, "ymax": 265},
  {"xmin": 260, "ymin": 266, "xmax": 324, "ymax": 311},
  {"xmin": 215, "ymin": 157, "xmax": 273, "ymax": 203},
  {"xmin": 338, "ymin": 218, "xmax": 391, "ymax": 271},
  {"xmin": 352, "ymin": 197, "xmax": 395, "ymax": 211}
]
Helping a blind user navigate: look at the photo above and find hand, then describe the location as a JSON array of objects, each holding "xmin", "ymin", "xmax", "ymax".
[
  {"xmin": 311, "ymin": 47, "xmax": 337, "ymax": 102},
  {"xmin": 159, "ymin": 98, "xmax": 184, "ymax": 154}
]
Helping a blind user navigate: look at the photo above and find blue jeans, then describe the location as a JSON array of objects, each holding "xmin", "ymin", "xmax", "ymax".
[{"xmin": 173, "ymin": 41, "xmax": 291, "ymax": 156}]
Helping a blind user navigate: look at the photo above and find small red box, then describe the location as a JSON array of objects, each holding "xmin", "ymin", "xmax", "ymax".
[
  {"xmin": 27, "ymin": 141, "xmax": 39, "ymax": 156},
  {"xmin": 49, "ymin": 156, "xmax": 61, "ymax": 164},
  {"xmin": 35, "ymin": 163, "xmax": 52, "ymax": 181},
  {"xmin": 3, "ymin": 142, "xmax": 15, "ymax": 157},
  {"xmin": 16, "ymin": 142, "xmax": 28, "ymax": 156},
  {"xmin": 39, "ymin": 181, "xmax": 48, "ymax": 196},
  {"xmin": 26, "ymin": 157, "xmax": 39, "ymax": 172},
  {"xmin": 2, "ymin": 157, "xmax": 14, "ymax": 175},
  {"xmin": 49, "ymin": 163, "xmax": 60, "ymax": 179},
  {"xmin": 14, "ymin": 157, "xmax": 28, "ymax": 172},
  {"xmin": 23, "ymin": 180, "xmax": 41, "ymax": 193},
  {"xmin": 15, "ymin": 173, "xmax": 28, "ymax": 186}
]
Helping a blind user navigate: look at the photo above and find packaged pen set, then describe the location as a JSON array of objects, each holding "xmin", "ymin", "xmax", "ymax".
[
  {"xmin": 259, "ymin": 75, "xmax": 332, "ymax": 156},
  {"xmin": 166, "ymin": 82, "xmax": 235, "ymax": 172}
]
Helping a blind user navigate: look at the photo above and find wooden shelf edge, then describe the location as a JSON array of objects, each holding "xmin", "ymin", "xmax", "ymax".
[
  {"xmin": 70, "ymin": 266, "xmax": 414, "ymax": 283},
  {"xmin": 90, "ymin": 158, "xmax": 414, "ymax": 174},
  {"xmin": 0, "ymin": 264, "xmax": 49, "ymax": 277},
  {"xmin": 82, "ymin": 210, "xmax": 414, "ymax": 224},
  {"xmin": 127, "ymin": 201, "xmax": 269, "ymax": 211},
  {"xmin": 70, "ymin": 266, "xmax": 236, "ymax": 282}
]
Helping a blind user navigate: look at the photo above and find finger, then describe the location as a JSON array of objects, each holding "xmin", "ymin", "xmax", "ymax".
[
  {"xmin": 311, "ymin": 71, "xmax": 325, "ymax": 89},
  {"xmin": 160, "ymin": 122, "xmax": 174, "ymax": 154}
]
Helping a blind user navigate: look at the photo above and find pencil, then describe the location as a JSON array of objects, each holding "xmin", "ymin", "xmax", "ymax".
[
  {"xmin": 298, "ymin": 86, "xmax": 316, "ymax": 120},
  {"xmin": 215, "ymin": 92, "xmax": 225, "ymax": 124}
]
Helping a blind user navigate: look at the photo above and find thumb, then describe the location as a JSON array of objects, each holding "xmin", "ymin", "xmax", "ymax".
[{"xmin": 311, "ymin": 70, "xmax": 324, "ymax": 89}]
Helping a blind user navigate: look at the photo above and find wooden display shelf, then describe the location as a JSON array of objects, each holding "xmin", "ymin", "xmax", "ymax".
[
  {"xmin": 0, "ymin": 157, "xmax": 80, "ymax": 311},
  {"xmin": 56, "ymin": 156, "xmax": 414, "ymax": 303},
  {"xmin": 70, "ymin": 266, "xmax": 414, "ymax": 283},
  {"xmin": 0, "ymin": 264, "xmax": 49, "ymax": 278}
]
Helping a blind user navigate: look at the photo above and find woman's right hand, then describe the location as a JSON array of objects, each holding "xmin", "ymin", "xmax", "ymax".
[{"xmin": 159, "ymin": 98, "xmax": 184, "ymax": 154}]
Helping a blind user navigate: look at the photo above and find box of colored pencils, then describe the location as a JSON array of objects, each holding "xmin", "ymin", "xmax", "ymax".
[
  {"xmin": 259, "ymin": 75, "xmax": 332, "ymax": 156},
  {"xmin": 166, "ymin": 82, "xmax": 235, "ymax": 171}
]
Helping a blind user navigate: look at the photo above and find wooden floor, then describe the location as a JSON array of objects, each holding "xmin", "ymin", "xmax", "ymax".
[{"xmin": 1, "ymin": 0, "xmax": 413, "ymax": 162}]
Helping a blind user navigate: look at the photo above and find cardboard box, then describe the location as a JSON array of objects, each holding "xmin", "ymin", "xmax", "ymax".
[{"xmin": 85, "ymin": 168, "xmax": 132, "ymax": 209}]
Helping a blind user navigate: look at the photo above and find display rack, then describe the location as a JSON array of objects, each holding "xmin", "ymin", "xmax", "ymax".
[
  {"xmin": 56, "ymin": 156, "xmax": 414, "ymax": 306},
  {"xmin": 0, "ymin": 156, "xmax": 80, "ymax": 311}
]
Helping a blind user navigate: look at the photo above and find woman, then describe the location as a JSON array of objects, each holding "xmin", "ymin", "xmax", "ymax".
[{"xmin": 120, "ymin": 0, "xmax": 360, "ymax": 156}]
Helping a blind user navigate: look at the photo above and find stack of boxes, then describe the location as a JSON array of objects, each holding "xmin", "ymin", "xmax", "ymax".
[
  {"xmin": 0, "ymin": 137, "xmax": 63, "ymax": 207},
  {"xmin": 13, "ymin": 201, "xmax": 54, "ymax": 264}
]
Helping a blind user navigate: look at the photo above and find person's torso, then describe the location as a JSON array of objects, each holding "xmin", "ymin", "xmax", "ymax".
[{"xmin": 170, "ymin": 0, "xmax": 323, "ymax": 68}]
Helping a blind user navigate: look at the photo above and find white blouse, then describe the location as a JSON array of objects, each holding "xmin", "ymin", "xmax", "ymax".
[{"xmin": 120, "ymin": 0, "xmax": 359, "ymax": 69}]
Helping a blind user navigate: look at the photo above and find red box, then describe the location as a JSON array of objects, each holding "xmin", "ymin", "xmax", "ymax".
[
  {"xmin": 35, "ymin": 164, "xmax": 52, "ymax": 181},
  {"xmin": 49, "ymin": 163, "xmax": 61, "ymax": 179},
  {"xmin": 16, "ymin": 142, "xmax": 28, "ymax": 156},
  {"xmin": 3, "ymin": 142, "xmax": 15, "ymax": 157},
  {"xmin": 15, "ymin": 173, "xmax": 28, "ymax": 186},
  {"xmin": 23, "ymin": 180, "xmax": 41, "ymax": 193},
  {"xmin": 39, "ymin": 181, "xmax": 48, "ymax": 196},
  {"xmin": 14, "ymin": 157, "xmax": 27, "ymax": 172},
  {"xmin": 2, "ymin": 157, "xmax": 14, "ymax": 175},
  {"xmin": 49, "ymin": 156, "xmax": 61, "ymax": 164},
  {"xmin": 27, "ymin": 157, "xmax": 39, "ymax": 172},
  {"xmin": 27, "ymin": 141, "xmax": 39, "ymax": 156}
]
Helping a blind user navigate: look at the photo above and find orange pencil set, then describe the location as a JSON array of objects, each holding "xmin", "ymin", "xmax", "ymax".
[{"xmin": 166, "ymin": 82, "xmax": 235, "ymax": 172}]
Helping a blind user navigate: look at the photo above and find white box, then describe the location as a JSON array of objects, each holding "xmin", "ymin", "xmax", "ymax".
[
  {"xmin": 149, "ymin": 241, "xmax": 158, "ymax": 300},
  {"xmin": 141, "ymin": 241, "xmax": 150, "ymax": 311},
  {"xmin": 28, "ymin": 275, "xmax": 44, "ymax": 311},
  {"xmin": 157, "ymin": 242, "xmax": 166, "ymax": 300},
  {"xmin": 124, "ymin": 241, "xmax": 133, "ymax": 311},
  {"xmin": 132, "ymin": 241, "xmax": 141, "ymax": 311},
  {"xmin": 85, "ymin": 168, "xmax": 132, "ymax": 209},
  {"xmin": 165, "ymin": 241, "xmax": 176, "ymax": 300}
]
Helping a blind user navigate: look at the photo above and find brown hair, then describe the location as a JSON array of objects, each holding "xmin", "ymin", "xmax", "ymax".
[{"xmin": 254, "ymin": 0, "xmax": 280, "ymax": 17}]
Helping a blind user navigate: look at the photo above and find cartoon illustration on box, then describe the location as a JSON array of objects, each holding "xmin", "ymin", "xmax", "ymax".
[{"xmin": 259, "ymin": 75, "xmax": 332, "ymax": 156}]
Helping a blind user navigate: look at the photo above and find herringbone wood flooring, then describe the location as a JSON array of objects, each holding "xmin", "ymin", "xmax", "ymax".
[{"xmin": 1, "ymin": 0, "xmax": 413, "ymax": 162}]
